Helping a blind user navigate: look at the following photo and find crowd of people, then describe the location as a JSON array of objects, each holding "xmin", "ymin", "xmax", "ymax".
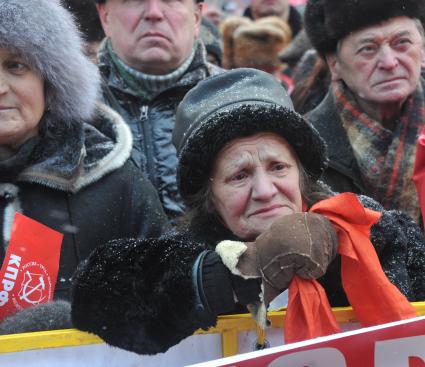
[{"xmin": 1, "ymin": 0, "xmax": 425, "ymax": 359}]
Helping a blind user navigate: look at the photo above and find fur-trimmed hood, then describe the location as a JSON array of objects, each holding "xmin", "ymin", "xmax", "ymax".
[
  {"xmin": 18, "ymin": 104, "xmax": 132, "ymax": 193},
  {"xmin": 0, "ymin": 0, "xmax": 100, "ymax": 126}
]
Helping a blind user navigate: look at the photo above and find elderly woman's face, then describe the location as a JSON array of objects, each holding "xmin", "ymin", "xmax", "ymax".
[
  {"xmin": 0, "ymin": 48, "xmax": 44, "ymax": 147},
  {"xmin": 211, "ymin": 132, "xmax": 302, "ymax": 240}
]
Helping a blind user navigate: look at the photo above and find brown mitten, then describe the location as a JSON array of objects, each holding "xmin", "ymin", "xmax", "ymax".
[{"xmin": 216, "ymin": 213, "xmax": 338, "ymax": 327}]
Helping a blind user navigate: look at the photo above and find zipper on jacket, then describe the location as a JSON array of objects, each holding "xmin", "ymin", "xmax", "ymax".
[
  {"xmin": 139, "ymin": 105, "xmax": 158, "ymax": 188},
  {"xmin": 140, "ymin": 105, "xmax": 148, "ymax": 120}
]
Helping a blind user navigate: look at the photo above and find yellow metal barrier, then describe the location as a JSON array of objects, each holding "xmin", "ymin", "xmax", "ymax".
[{"xmin": 0, "ymin": 302, "xmax": 424, "ymax": 357}]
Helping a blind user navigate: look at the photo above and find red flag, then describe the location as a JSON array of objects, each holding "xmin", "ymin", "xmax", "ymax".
[
  {"xmin": 413, "ymin": 126, "xmax": 425, "ymax": 229},
  {"xmin": 285, "ymin": 193, "xmax": 416, "ymax": 343},
  {"xmin": 0, "ymin": 213, "xmax": 63, "ymax": 321}
]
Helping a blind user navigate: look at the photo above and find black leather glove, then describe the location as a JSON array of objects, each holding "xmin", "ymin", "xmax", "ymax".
[{"xmin": 192, "ymin": 250, "xmax": 261, "ymax": 316}]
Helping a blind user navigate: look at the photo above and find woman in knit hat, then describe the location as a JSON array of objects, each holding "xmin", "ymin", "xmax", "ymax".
[
  {"xmin": 72, "ymin": 68, "xmax": 425, "ymax": 355},
  {"xmin": 0, "ymin": 0, "xmax": 168, "ymax": 333}
]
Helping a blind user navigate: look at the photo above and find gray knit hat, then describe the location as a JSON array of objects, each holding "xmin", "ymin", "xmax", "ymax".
[
  {"xmin": 0, "ymin": 0, "xmax": 100, "ymax": 128},
  {"xmin": 173, "ymin": 68, "xmax": 327, "ymax": 202}
]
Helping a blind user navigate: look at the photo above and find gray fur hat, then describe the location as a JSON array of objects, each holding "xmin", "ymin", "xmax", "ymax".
[{"xmin": 0, "ymin": 0, "xmax": 100, "ymax": 128}]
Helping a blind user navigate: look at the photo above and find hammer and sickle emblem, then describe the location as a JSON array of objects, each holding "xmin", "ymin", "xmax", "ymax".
[{"xmin": 18, "ymin": 271, "xmax": 46, "ymax": 305}]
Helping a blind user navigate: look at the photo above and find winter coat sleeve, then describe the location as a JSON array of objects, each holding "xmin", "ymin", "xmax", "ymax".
[
  {"xmin": 71, "ymin": 234, "xmax": 218, "ymax": 355},
  {"xmin": 358, "ymin": 195, "xmax": 425, "ymax": 301},
  {"xmin": 122, "ymin": 161, "xmax": 170, "ymax": 239}
]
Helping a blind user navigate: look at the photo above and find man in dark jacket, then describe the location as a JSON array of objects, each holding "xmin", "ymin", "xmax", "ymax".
[
  {"xmin": 93, "ymin": 0, "xmax": 222, "ymax": 219},
  {"xmin": 304, "ymin": 0, "xmax": 425, "ymax": 222}
]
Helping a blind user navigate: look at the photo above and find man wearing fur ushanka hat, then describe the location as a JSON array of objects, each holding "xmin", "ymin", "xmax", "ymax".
[{"xmin": 304, "ymin": 0, "xmax": 425, "ymax": 223}]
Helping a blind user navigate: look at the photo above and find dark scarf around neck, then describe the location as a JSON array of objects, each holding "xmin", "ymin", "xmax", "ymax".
[
  {"xmin": 333, "ymin": 81, "xmax": 425, "ymax": 221},
  {"xmin": 0, "ymin": 137, "xmax": 41, "ymax": 183}
]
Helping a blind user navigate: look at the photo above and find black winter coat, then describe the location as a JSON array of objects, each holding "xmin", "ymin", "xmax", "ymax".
[
  {"xmin": 98, "ymin": 41, "xmax": 222, "ymax": 219},
  {"xmin": 0, "ymin": 104, "xmax": 169, "ymax": 301},
  {"xmin": 71, "ymin": 194, "xmax": 425, "ymax": 355}
]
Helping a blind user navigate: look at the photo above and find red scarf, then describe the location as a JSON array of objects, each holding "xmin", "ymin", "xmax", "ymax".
[{"xmin": 285, "ymin": 193, "xmax": 417, "ymax": 343}]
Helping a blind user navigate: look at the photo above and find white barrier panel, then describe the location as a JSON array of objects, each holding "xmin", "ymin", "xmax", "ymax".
[
  {"xmin": 0, "ymin": 333, "xmax": 222, "ymax": 367},
  {"xmin": 0, "ymin": 304, "xmax": 424, "ymax": 367},
  {"xmin": 188, "ymin": 316, "xmax": 425, "ymax": 367}
]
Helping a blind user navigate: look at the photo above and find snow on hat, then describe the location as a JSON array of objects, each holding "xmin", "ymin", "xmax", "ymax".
[{"xmin": 173, "ymin": 68, "xmax": 328, "ymax": 202}]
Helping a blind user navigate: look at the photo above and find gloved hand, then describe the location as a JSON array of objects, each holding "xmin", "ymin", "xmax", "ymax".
[
  {"xmin": 216, "ymin": 213, "xmax": 338, "ymax": 326},
  {"xmin": 192, "ymin": 250, "xmax": 262, "ymax": 317}
]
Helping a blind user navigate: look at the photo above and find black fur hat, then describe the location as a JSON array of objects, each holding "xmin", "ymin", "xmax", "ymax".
[
  {"xmin": 172, "ymin": 68, "xmax": 328, "ymax": 203},
  {"xmin": 305, "ymin": 0, "xmax": 425, "ymax": 56}
]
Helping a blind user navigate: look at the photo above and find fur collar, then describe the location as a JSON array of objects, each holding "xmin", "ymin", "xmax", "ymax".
[{"xmin": 18, "ymin": 104, "xmax": 132, "ymax": 193}]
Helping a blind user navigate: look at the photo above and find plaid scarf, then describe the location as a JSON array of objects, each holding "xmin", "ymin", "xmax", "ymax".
[{"xmin": 333, "ymin": 81, "xmax": 425, "ymax": 221}]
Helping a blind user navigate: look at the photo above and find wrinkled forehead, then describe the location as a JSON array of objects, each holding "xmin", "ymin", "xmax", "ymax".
[
  {"xmin": 338, "ymin": 16, "xmax": 424, "ymax": 50},
  {"xmin": 213, "ymin": 132, "xmax": 298, "ymax": 171}
]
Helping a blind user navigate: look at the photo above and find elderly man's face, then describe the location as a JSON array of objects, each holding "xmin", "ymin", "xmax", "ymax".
[
  {"xmin": 210, "ymin": 133, "xmax": 302, "ymax": 241},
  {"xmin": 97, "ymin": 0, "xmax": 202, "ymax": 75},
  {"xmin": 327, "ymin": 16, "xmax": 425, "ymax": 106},
  {"xmin": 251, "ymin": 0, "xmax": 289, "ymax": 20}
]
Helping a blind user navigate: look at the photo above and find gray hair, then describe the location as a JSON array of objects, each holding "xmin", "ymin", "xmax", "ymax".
[
  {"xmin": 0, "ymin": 0, "xmax": 100, "ymax": 131},
  {"xmin": 414, "ymin": 18, "xmax": 425, "ymax": 44}
]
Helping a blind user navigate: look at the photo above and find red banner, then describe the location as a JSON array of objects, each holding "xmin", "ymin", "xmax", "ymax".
[{"xmin": 0, "ymin": 213, "xmax": 63, "ymax": 321}]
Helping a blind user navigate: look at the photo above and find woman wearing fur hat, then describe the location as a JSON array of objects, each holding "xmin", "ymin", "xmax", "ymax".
[
  {"xmin": 0, "ymin": 0, "xmax": 168, "ymax": 332},
  {"xmin": 72, "ymin": 69, "xmax": 425, "ymax": 355}
]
